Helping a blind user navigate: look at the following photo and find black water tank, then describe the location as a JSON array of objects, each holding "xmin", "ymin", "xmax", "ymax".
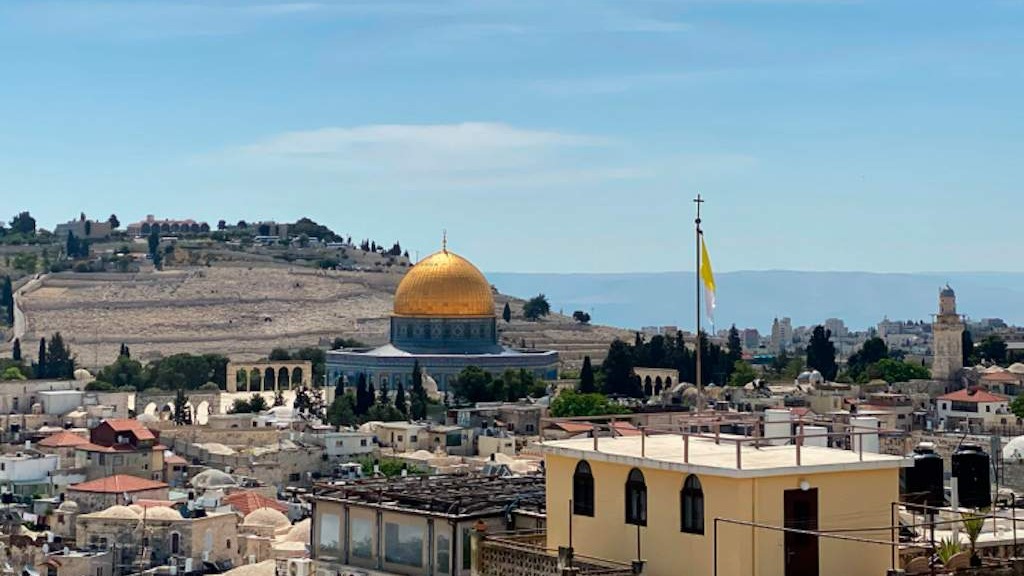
[
  {"xmin": 953, "ymin": 444, "xmax": 991, "ymax": 509},
  {"xmin": 901, "ymin": 443, "xmax": 944, "ymax": 508}
]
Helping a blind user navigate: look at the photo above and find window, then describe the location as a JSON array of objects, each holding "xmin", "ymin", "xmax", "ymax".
[
  {"xmin": 360, "ymin": 439, "xmax": 368, "ymax": 447},
  {"xmin": 410, "ymin": 435, "xmax": 418, "ymax": 443},
  {"xmin": 318, "ymin": 513, "xmax": 341, "ymax": 558},
  {"xmin": 289, "ymin": 473, "xmax": 301, "ymax": 482},
  {"xmin": 462, "ymin": 528, "xmax": 472, "ymax": 570},
  {"xmin": 437, "ymin": 533, "xmax": 451, "ymax": 574},
  {"xmin": 351, "ymin": 517, "xmax": 374, "ymax": 559},
  {"xmin": 572, "ymin": 461, "xmax": 595, "ymax": 517},
  {"xmin": 384, "ymin": 522, "xmax": 424, "ymax": 567},
  {"xmin": 681, "ymin": 475, "xmax": 705, "ymax": 535},
  {"xmin": 170, "ymin": 533, "xmax": 180, "ymax": 554},
  {"xmin": 625, "ymin": 468, "xmax": 647, "ymax": 526}
]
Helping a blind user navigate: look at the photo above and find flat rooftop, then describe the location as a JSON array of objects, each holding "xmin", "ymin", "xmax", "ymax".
[{"xmin": 542, "ymin": 434, "xmax": 910, "ymax": 479}]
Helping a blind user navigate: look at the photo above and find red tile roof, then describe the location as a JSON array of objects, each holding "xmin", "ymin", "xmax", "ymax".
[
  {"xmin": 611, "ymin": 422, "xmax": 641, "ymax": 437},
  {"xmin": 38, "ymin": 431, "xmax": 89, "ymax": 448},
  {"xmin": 223, "ymin": 490, "xmax": 288, "ymax": 516},
  {"xmin": 547, "ymin": 422, "xmax": 595, "ymax": 434},
  {"xmin": 938, "ymin": 388, "xmax": 1009, "ymax": 403},
  {"xmin": 69, "ymin": 474, "xmax": 168, "ymax": 494},
  {"xmin": 78, "ymin": 443, "xmax": 166, "ymax": 453},
  {"xmin": 102, "ymin": 419, "xmax": 157, "ymax": 441},
  {"xmin": 165, "ymin": 454, "xmax": 187, "ymax": 465}
]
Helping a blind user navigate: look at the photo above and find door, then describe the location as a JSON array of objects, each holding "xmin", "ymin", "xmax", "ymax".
[{"xmin": 784, "ymin": 488, "xmax": 819, "ymax": 576}]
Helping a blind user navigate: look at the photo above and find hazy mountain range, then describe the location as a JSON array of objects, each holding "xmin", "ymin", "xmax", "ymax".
[{"xmin": 487, "ymin": 271, "xmax": 1024, "ymax": 333}]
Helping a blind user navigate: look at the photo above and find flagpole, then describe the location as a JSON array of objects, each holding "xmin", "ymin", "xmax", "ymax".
[{"xmin": 694, "ymin": 194, "xmax": 704, "ymax": 412}]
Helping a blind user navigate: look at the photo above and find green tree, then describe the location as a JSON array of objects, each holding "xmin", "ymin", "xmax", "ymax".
[
  {"xmin": 12, "ymin": 253, "xmax": 37, "ymax": 274},
  {"xmin": 962, "ymin": 330, "xmax": 976, "ymax": 366},
  {"xmin": 108, "ymin": 214, "xmax": 120, "ymax": 229},
  {"xmin": 601, "ymin": 339, "xmax": 640, "ymax": 396},
  {"xmin": 726, "ymin": 325, "xmax": 743, "ymax": 366},
  {"xmin": 729, "ymin": 360, "xmax": 758, "ymax": 386},
  {"xmin": 9, "ymin": 212, "xmax": 36, "ymax": 235},
  {"xmin": 550, "ymin": 391, "xmax": 628, "ymax": 417},
  {"xmin": 409, "ymin": 360, "xmax": 427, "ymax": 420},
  {"xmin": 46, "ymin": 332, "xmax": 75, "ymax": 379},
  {"xmin": 35, "ymin": 337, "xmax": 47, "ymax": 379},
  {"xmin": 269, "ymin": 348, "xmax": 291, "ymax": 361},
  {"xmin": 355, "ymin": 373, "xmax": 371, "ymax": 415},
  {"xmin": 364, "ymin": 402, "xmax": 404, "ymax": 422},
  {"xmin": 869, "ymin": 358, "xmax": 931, "ymax": 383},
  {"xmin": 977, "ymin": 335, "xmax": 1008, "ymax": 364},
  {"xmin": 148, "ymin": 228, "xmax": 160, "ymax": 256},
  {"xmin": 846, "ymin": 337, "xmax": 889, "ymax": 381},
  {"xmin": 579, "ymin": 355, "xmax": 596, "ymax": 393},
  {"xmin": 96, "ymin": 356, "xmax": 145, "ymax": 389},
  {"xmin": 1011, "ymin": 395, "xmax": 1024, "ymax": 420},
  {"xmin": 806, "ymin": 326, "xmax": 838, "ymax": 381},
  {"xmin": 394, "ymin": 382, "xmax": 408, "ymax": 416},
  {"xmin": 173, "ymin": 388, "xmax": 191, "ymax": 425},
  {"xmin": 572, "ymin": 310, "xmax": 591, "ymax": 324},
  {"xmin": 294, "ymin": 347, "xmax": 327, "ymax": 384},
  {"xmin": 327, "ymin": 392, "xmax": 358, "ymax": 427},
  {"xmin": 522, "ymin": 294, "xmax": 551, "ymax": 320},
  {"xmin": 229, "ymin": 393, "xmax": 269, "ymax": 414},
  {"xmin": 502, "ymin": 302, "xmax": 511, "ymax": 323},
  {"xmin": 2, "ymin": 367, "xmax": 26, "ymax": 381},
  {"xmin": 452, "ymin": 366, "xmax": 493, "ymax": 404},
  {"xmin": 1, "ymin": 276, "xmax": 13, "ymax": 325}
]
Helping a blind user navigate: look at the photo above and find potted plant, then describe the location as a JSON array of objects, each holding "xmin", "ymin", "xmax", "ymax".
[
  {"xmin": 961, "ymin": 512, "xmax": 985, "ymax": 567},
  {"xmin": 936, "ymin": 536, "xmax": 961, "ymax": 566}
]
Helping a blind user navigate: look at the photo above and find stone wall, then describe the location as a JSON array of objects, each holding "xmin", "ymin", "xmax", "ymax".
[{"xmin": 477, "ymin": 536, "xmax": 634, "ymax": 576}]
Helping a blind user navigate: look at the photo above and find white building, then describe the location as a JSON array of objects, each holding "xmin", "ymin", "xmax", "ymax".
[
  {"xmin": 0, "ymin": 452, "xmax": 59, "ymax": 496},
  {"xmin": 936, "ymin": 388, "xmax": 1011, "ymax": 430},
  {"xmin": 317, "ymin": 431, "xmax": 376, "ymax": 460},
  {"xmin": 372, "ymin": 422, "xmax": 426, "ymax": 452}
]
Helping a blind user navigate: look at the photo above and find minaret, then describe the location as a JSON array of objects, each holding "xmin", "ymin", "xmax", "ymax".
[{"xmin": 932, "ymin": 285, "xmax": 964, "ymax": 382}]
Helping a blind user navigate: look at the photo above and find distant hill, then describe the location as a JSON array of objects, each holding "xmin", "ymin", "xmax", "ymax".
[{"xmin": 487, "ymin": 271, "xmax": 1024, "ymax": 332}]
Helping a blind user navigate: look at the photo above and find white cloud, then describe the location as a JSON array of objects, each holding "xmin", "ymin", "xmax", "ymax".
[{"xmin": 216, "ymin": 122, "xmax": 624, "ymax": 190}]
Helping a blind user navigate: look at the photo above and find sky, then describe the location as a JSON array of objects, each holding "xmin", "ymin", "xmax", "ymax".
[{"xmin": 1, "ymin": 0, "xmax": 1022, "ymax": 274}]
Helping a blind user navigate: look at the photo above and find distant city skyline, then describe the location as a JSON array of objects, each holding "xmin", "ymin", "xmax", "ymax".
[{"xmin": 2, "ymin": 1, "xmax": 1023, "ymax": 274}]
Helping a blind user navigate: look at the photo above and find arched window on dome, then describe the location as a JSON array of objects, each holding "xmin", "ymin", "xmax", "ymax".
[
  {"xmin": 573, "ymin": 461, "xmax": 594, "ymax": 517},
  {"xmin": 625, "ymin": 468, "xmax": 647, "ymax": 526},
  {"xmin": 681, "ymin": 474, "xmax": 704, "ymax": 535}
]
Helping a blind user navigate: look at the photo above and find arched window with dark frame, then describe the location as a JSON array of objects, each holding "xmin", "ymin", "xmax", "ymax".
[
  {"xmin": 573, "ymin": 461, "xmax": 595, "ymax": 516},
  {"xmin": 681, "ymin": 474, "xmax": 704, "ymax": 534},
  {"xmin": 625, "ymin": 468, "xmax": 647, "ymax": 526}
]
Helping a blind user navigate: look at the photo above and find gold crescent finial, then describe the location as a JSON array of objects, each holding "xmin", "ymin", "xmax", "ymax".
[{"xmin": 442, "ymin": 229, "xmax": 448, "ymax": 253}]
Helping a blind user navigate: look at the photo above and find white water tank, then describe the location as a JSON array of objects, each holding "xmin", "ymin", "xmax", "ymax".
[
  {"xmin": 850, "ymin": 416, "xmax": 880, "ymax": 454},
  {"xmin": 802, "ymin": 425, "xmax": 828, "ymax": 448},
  {"xmin": 764, "ymin": 409, "xmax": 792, "ymax": 446}
]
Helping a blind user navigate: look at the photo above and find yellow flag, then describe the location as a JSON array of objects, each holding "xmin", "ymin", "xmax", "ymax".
[{"xmin": 700, "ymin": 237, "xmax": 716, "ymax": 321}]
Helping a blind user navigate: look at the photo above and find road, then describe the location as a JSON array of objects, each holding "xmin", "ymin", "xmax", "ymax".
[{"xmin": 10, "ymin": 274, "xmax": 44, "ymax": 343}]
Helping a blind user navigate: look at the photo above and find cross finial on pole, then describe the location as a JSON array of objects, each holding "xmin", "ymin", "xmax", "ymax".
[{"xmin": 694, "ymin": 193, "xmax": 704, "ymax": 228}]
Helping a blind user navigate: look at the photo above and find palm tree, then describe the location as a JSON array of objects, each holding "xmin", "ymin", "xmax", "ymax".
[{"xmin": 960, "ymin": 512, "xmax": 985, "ymax": 566}]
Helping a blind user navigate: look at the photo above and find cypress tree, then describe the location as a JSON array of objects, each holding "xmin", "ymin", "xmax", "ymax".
[
  {"xmin": 36, "ymin": 337, "xmax": 47, "ymax": 379},
  {"xmin": 378, "ymin": 378, "xmax": 389, "ymax": 405},
  {"xmin": 355, "ymin": 373, "xmax": 369, "ymax": 415},
  {"xmin": 395, "ymin": 382, "xmax": 408, "ymax": 416},
  {"xmin": 47, "ymin": 332, "xmax": 75, "ymax": 379},
  {"xmin": 410, "ymin": 360, "xmax": 427, "ymax": 420},
  {"xmin": 12, "ymin": 338, "xmax": 21, "ymax": 362},
  {"xmin": 502, "ymin": 302, "xmax": 511, "ymax": 323},
  {"xmin": 579, "ymin": 355, "xmax": 595, "ymax": 393},
  {"xmin": 1, "ymin": 276, "xmax": 13, "ymax": 325}
]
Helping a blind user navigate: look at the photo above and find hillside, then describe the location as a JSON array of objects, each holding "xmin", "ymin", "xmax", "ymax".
[{"xmin": 10, "ymin": 264, "xmax": 628, "ymax": 370}]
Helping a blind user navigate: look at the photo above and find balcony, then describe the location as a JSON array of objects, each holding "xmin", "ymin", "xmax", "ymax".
[{"xmin": 478, "ymin": 531, "xmax": 636, "ymax": 576}]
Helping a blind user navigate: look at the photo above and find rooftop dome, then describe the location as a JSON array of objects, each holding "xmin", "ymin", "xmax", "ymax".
[
  {"xmin": 91, "ymin": 505, "xmax": 140, "ymax": 520},
  {"xmin": 281, "ymin": 518, "xmax": 310, "ymax": 543},
  {"xmin": 143, "ymin": 506, "xmax": 182, "ymax": 521},
  {"xmin": 393, "ymin": 248, "xmax": 494, "ymax": 317},
  {"xmin": 57, "ymin": 500, "xmax": 79, "ymax": 514},
  {"xmin": 243, "ymin": 507, "xmax": 291, "ymax": 530},
  {"xmin": 73, "ymin": 369, "xmax": 93, "ymax": 381},
  {"xmin": 1009, "ymin": 363, "xmax": 1024, "ymax": 375},
  {"xmin": 192, "ymin": 469, "xmax": 237, "ymax": 490}
]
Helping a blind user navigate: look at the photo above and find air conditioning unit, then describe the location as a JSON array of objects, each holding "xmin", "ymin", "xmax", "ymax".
[{"xmin": 289, "ymin": 558, "xmax": 313, "ymax": 576}]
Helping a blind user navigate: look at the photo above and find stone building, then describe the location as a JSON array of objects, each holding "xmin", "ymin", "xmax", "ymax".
[
  {"xmin": 77, "ymin": 418, "xmax": 165, "ymax": 481},
  {"xmin": 932, "ymin": 285, "xmax": 965, "ymax": 383},
  {"xmin": 67, "ymin": 474, "xmax": 169, "ymax": 513},
  {"xmin": 127, "ymin": 215, "xmax": 211, "ymax": 236},
  {"xmin": 327, "ymin": 243, "xmax": 559, "ymax": 393},
  {"xmin": 76, "ymin": 504, "xmax": 239, "ymax": 572},
  {"xmin": 54, "ymin": 215, "xmax": 113, "ymax": 240}
]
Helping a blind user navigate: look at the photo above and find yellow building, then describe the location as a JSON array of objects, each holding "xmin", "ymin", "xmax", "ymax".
[{"xmin": 541, "ymin": 433, "xmax": 909, "ymax": 576}]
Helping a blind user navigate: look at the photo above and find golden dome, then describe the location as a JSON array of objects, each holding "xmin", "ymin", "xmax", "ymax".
[{"xmin": 394, "ymin": 249, "xmax": 495, "ymax": 317}]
